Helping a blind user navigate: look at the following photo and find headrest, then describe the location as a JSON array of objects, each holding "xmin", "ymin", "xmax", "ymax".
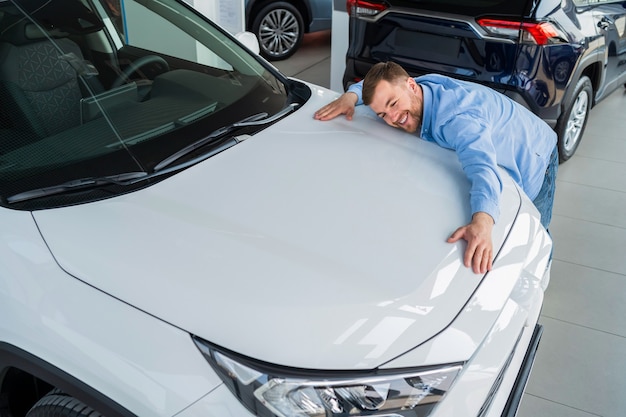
[
  {"xmin": 11, "ymin": 0, "xmax": 104, "ymax": 35},
  {"xmin": 0, "ymin": 16, "xmax": 70, "ymax": 45}
]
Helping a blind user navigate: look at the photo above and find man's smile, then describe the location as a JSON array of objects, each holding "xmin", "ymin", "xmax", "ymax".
[{"xmin": 396, "ymin": 111, "xmax": 408, "ymax": 127}]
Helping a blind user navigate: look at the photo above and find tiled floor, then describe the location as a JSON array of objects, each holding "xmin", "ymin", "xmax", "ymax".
[
  {"xmin": 521, "ymin": 83, "xmax": 626, "ymax": 417},
  {"xmin": 276, "ymin": 30, "xmax": 626, "ymax": 417}
]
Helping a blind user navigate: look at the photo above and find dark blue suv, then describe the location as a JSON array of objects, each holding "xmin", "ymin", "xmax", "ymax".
[{"xmin": 343, "ymin": 0, "xmax": 626, "ymax": 162}]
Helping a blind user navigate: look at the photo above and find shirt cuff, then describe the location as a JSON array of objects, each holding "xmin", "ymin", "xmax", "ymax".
[
  {"xmin": 347, "ymin": 83, "xmax": 364, "ymax": 106},
  {"xmin": 471, "ymin": 199, "xmax": 500, "ymax": 224}
]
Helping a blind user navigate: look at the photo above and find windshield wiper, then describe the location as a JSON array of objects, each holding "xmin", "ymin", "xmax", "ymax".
[
  {"xmin": 154, "ymin": 103, "xmax": 299, "ymax": 172},
  {"xmin": 7, "ymin": 171, "xmax": 148, "ymax": 204},
  {"xmin": 7, "ymin": 104, "xmax": 301, "ymax": 204},
  {"xmin": 8, "ymin": 133, "xmax": 238, "ymax": 204}
]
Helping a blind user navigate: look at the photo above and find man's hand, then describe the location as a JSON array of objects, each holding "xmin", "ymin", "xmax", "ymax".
[
  {"xmin": 447, "ymin": 212, "xmax": 494, "ymax": 274},
  {"xmin": 314, "ymin": 92, "xmax": 359, "ymax": 121}
]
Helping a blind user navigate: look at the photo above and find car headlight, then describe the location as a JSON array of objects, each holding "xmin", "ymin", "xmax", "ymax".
[{"xmin": 193, "ymin": 336, "xmax": 463, "ymax": 417}]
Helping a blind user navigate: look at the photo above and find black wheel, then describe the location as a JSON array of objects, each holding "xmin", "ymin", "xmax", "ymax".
[
  {"xmin": 26, "ymin": 389, "xmax": 102, "ymax": 417},
  {"xmin": 252, "ymin": 2, "xmax": 304, "ymax": 61},
  {"xmin": 554, "ymin": 75, "xmax": 592, "ymax": 162}
]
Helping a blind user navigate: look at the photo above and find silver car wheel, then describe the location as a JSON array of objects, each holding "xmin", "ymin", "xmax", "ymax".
[
  {"xmin": 562, "ymin": 88, "xmax": 589, "ymax": 154},
  {"xmin": 259, "ymin": 8, "xmax": 300, "ymax": 58}
]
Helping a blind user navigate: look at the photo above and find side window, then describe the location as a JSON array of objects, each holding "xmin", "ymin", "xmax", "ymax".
[{"xmin": 118, "ymin": 1, "xmax": 231, "ymax": 69}]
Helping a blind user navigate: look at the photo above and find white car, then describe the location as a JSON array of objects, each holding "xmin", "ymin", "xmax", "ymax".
[{"xmin": 0, "ymin": 1, "xmax": 551, "ymax": 416}]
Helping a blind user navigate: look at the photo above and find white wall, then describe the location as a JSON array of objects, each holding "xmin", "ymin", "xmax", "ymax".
[
  {"xmin": 184, "ymin": 0, "xmax": 245, "ymax": 35},
  {"xmin": 330, "ymin": 0, "xmax": 348, "ymax": 92}
]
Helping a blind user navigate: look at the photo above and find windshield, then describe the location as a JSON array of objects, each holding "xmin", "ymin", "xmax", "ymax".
[{"xmin": 0, "ymin": 0, "xmax": 307, "ymax": 209}]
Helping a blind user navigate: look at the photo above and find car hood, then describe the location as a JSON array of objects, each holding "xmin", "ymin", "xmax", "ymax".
[{"xmin": 33, "ymin": 86, "xmax": 519, "ymax": 370}]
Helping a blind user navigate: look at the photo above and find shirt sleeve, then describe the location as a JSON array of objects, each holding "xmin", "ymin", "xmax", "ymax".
[
  {"xmin": 439, "ymin": 114, "xmax": 503, "ymax": 223},
  {"xmin": 347, "ymin": 81, "xmax": 364, "ymax": 106}
]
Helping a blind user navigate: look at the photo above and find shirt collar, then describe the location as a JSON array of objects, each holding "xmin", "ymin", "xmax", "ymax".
[{"xmin": 418, "ymin": 80, "xmax": 432, "ymax": 138}]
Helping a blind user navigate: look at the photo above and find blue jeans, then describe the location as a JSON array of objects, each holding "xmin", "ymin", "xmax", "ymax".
[{"xmin": 532, "ymin": 146, "xmax": 558, "ymax": 230}]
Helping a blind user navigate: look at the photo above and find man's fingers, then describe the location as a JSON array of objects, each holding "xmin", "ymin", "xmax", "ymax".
[
  {"xmin": 479, "ymin": 250, "xmax": 489, "ymax": 274},
  {"xmin": 315, "ymin": 93, "xmax": 359, "ymax": 121},
  {"xmin": 472, "ymin": 248, "xmax": 493, "ymax": 274},
  {"xmin": 472, "ymin": 249, "xmax": 481, "ymax": 273},
  {"xmin": 448, "ymin": 227, "xmax": 475, "ymax": 268},
  {"xmin": 447, "ymin": 227, "xmax": 465, "ymax": 243},
  {"xmin": 313, "ymin": 105, "xmax": 332, "ymax": 120},
  {"xmin": 464, "ymin": 240, "xmax": 477, "ymax": 269},
  {"xmin": 448, "ymin": 214, "xmax": 494, "ymax": 274},
  {"xmin": 315, "ymin": 105, "xmax": 343, "ymax": 121},
  {"xmin": 315, "ymin": 101, "xmax": 344, "ymax": 120}
]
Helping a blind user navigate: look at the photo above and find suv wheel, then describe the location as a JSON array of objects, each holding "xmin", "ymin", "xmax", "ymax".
[
  {"xmin": 252, "ymin": 2, "xmax": 304, "ymax": 61},
  {"xmin": 555, "ymin": 76, "xmax": 592, "ymax": 162},
  {"xmin": 25, "ymin": 389, "xmax": 102, "ymax": 417}
]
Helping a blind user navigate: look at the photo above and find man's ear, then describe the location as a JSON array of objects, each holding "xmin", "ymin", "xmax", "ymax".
[{"xmin": 406, "ymin": 77, "xmax": 418, "ymax": 92}]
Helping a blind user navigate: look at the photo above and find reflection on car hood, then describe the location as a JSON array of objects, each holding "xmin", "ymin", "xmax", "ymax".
[{"xmin": 33, "ymin": 85, "xmax": 520, "ymax": 370}]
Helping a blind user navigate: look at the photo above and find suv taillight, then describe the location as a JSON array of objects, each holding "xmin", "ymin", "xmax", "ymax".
[
  {"xmin": 477, "ymin": 18, "xmax": 565, "ymax": 45},
  {"xmin": 346, "ymin": 0, "xmax": 388, "ymax": 17}
]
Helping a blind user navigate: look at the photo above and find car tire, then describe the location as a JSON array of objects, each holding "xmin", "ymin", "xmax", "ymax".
[
  {"xmin": 25, "ymin": 389, "xmax": 102, "ymax": 417},
  {"xmin": 252, "ymin": 2, "xmax": 304, "ymax": 61},
  {"xmin": 555, "ymin": 75, "xmax": 592, "ymax": 162}
]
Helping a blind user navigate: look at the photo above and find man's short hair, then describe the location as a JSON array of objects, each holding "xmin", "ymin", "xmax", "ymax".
[{"xmin": 362, "ymin": 61, "xmax": 410, "ymax": 105}]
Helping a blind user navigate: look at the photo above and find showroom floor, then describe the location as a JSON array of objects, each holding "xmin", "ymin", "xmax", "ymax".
[{"xmin": 275, "ymin": 30, "xmax": 626, "ymax": 417}]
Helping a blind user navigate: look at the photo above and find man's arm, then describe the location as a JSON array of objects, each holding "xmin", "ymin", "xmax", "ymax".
[{"xmin": 439, "ymin": 115, "xmax": 502, "ymax": 274}]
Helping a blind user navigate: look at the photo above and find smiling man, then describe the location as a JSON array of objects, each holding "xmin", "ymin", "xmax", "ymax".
[{"xmin": 314, "ymin": 61, "xmax": 558, "ymax": 274}]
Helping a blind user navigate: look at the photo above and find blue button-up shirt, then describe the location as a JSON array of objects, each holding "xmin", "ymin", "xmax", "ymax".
[{"xmin": 348, "ymin": 74, "xmax": 557, "ymax": 222}]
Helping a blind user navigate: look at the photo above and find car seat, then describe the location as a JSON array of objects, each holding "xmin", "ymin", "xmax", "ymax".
[
  {"xmin": 0, "ymin": 15, "xmax": 88, "ymax": 138},
  {"xmin": 0, "ymin": 0, "xmax": 107, "ymax": 138}
]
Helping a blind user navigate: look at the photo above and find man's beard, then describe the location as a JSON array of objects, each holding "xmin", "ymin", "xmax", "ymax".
[
  {"xmin": 401, "ymin": 109, "xmax": 422, "ymax": 133},
  {"xmin": 403, "ymin": 92, "xmax": 423, "ymax": 133}
]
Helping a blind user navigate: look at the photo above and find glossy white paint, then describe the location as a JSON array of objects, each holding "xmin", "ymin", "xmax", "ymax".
[
  {"xmin": 176, "ymin": 384, "xmax": 256, "ymax": 417},
  {"xmin": 0, "ymin": 81, "xmax": 551, "ymax": 416},
  {"xmin": 0, "ymin": 1, "xmax": 552, "ymax": 415},
  {"xmin": 32, "ymin": 88, "xmax": 524, "ymax": 371},
  {"xmin": 383, "ymin": 194, "xmax": 551, "ymax": 416},
  {"xmin": 0, "ymin": 208, "xmax": 224, "ymax": 416}
]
